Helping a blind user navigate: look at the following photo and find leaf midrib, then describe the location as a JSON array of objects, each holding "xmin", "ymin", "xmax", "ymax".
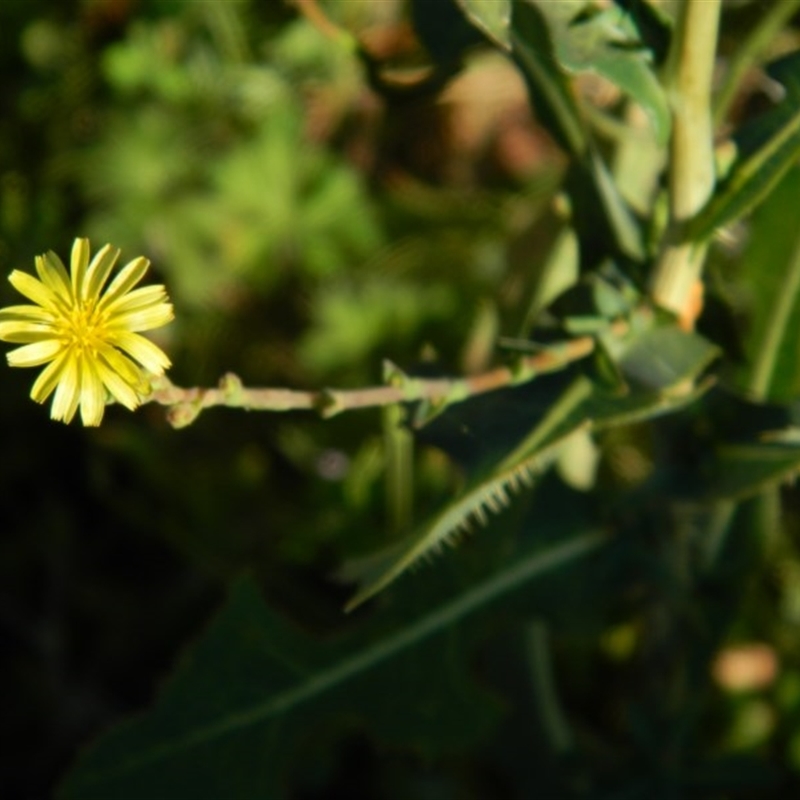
[{"xmin": 71, "ymin": 530, "xmax": 605, "ymax": 790}]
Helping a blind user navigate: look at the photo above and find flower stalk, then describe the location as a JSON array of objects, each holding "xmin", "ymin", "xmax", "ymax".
[{"xmin": 148, "ymin": 319, "xmax": 633, "ymax": 428}]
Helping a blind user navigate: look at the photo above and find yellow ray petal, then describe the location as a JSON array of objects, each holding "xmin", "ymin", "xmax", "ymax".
[
  {"xmin": 70, "ymin": 238, "xmax": 90, "ymax": 301},
  {"xmin": 109, "ymin": 303, "xmax": 174, "ymax": 333},
  {"xmin": 110, "ymin": 329, "xmax": 171, "ymax": 373},
  {"xmin": 0, "ymin": 304, "xmax": 56, "ymax": 323},
  {"xmin": 0, "ymin": 323, "xmax": 57, "ymax": 343},
  {"xmin": 51, "ymin": 355, "xmax": 80, "ymax": 423},
  {"xmin": 98, "ymin": 256, "xmax": 149, "ymax": 311},
  {"xmin": 97, "ymin": 358, "xmax": 141, "ymax": 411},
  {"xmin": 31, "ymin": 350, "xmax": 70, "ymax": 404},
  {"xmin": 98, "ymin": 345, "xmax": 146, "ymax": 387},
  {"xmin": 36, "ymin": 252, "xmax": 72, "ymax": 298},
  {"xmin": 8, "ymin": 270, "xmax": 60, "ymax": 312},
  {"xmin": 84, "ymin": 244, "xmax": 120, "ymax": 302},
  {"xmin": 102, "ymin": 285, "xmax": 169, "ymax": 317},
  {"xmin": 79, "ymin": 358, "xmax": 107, "ymax": 426},
  {"xmin": 6, "ymin": 339, "xmax": 63, "ymax": 367}
]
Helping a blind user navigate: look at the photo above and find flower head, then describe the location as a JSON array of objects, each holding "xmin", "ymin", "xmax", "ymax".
[{"xmin": 0, "ymin": 238, "xmax": 173, "ymax": 426}]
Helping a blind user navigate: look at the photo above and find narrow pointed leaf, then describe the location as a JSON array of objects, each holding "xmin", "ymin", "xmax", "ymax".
[
  {"xmin": 61, "ymin": 534, "xmax": 604, "ymax": 799},
  {"xmin": 688, "ymin": 50, "xmax": 800, "ymax": 241},
  {"xmin": 346, "ymin": 378, "xmax": 595, "ymax": 610},
  {"xmin": 707, "ymin": 443, "xmax": 800, "ymax": 502},
  {"xmin": 728, "ymin": 165, "xmax": 800, "ymax": 402}
]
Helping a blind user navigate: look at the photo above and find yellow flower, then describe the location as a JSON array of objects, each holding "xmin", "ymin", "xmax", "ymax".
[{"xmin": 0, "ymin": 238, "xmax": 174, "ymax": 426}]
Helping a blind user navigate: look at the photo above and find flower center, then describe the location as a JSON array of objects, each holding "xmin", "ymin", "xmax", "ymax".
[{"xmin": 61, "ymin": 300, "xmax": 106, "ymax": 356}]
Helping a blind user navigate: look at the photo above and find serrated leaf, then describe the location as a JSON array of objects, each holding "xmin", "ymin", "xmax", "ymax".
[
  {"xmin": 688, "ymin": 49, "xmax": 800, "ymax": 241},
  {"xmin": 417, "ymin": 366, "xmax": 711, "ymax": 477},
  {"xmin": 348, "ymin": 361, "xmax": 714, "ymax": 609},
  {"xmin": 60, "ymin": 533, "xmax": 605, "ymax": 799},
  {"xmin": 346, "ymin": 377, "xmax": 596, "ymax": 610}
]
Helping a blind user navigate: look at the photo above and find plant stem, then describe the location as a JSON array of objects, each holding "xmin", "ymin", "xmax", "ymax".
[
  {"xmin": 383, "ymin": 403, "xmax": 414, "ymax": 534},
  {"xmin": 148, "ymin": 319, "xmax": 633, "ymax": 427},
  {"xmin": 650, "ymin": 0, "xmax": 722, "ymax": 319}
]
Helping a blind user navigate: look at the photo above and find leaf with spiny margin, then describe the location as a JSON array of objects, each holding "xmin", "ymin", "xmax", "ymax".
[
  {"xmin": 589, "ymin": 377, "xmax": 713, "ymax": 431},
  {"xmin": 345, "ymin": 377, "xmax": 596, "ymax": 610},
  {"xmin": 688, "ymin": 49, "xmax": 800, "ymax": 242},
  {"xmin": 60, "ymin": 530, "xmax": 605, "ymax": 800},
  {"xmin": 347, "ymin": 371, "xmax": 712, "ymax": 610},
  {"xmin": 347, "ymin": 322, "xmax": 717, "ymax": 609}
]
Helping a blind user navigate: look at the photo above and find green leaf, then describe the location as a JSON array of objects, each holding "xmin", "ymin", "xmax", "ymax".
[
  {"xmin": 455, "ymin": 0, "xmax": 512, "ymax": 49},
  {"xmin": 707, "ymin": 443, "xmax": 800, "ymax": 502},
  {"xmin": 508, "ymin": 0, "xmax": 644, "ymax": 260},
  {"xmin": 510, "ymin": 0, "xmax": 587, "ymax": 157},
  {"xmin": 444, "ymin": 0, "xmax": 648, "ymax": 261},
  {"xmin": 525, "ymin": 0, "xmax": 670, "ymax": 145},
  {"xmin": 60, "ymin": 534, "xmax": 604, "ymax": 799},
  {"xmin": 346, "ymin": 377, "xmax": 596, "ymax": 610},
  {"xmin": 607, "ymin": 325, "xmax": 720, "ymax": 393},
  {"xmin": 349, "ymin": 354, "xmax": 715, "ymax": 608},
  {"xmin": 611, "ymin": 0, "xmax": 672, "ymax": 65},
  {"xmin": 688, "ymin": 50, "xmax": 800, "ymax": 242},
  {"xmin": 587, "ymin": 375, "xmax": 713, "ymax": 430},
  {"xmin": 729, "ymin": 165, "xmax": 800, "ymax": 402}
]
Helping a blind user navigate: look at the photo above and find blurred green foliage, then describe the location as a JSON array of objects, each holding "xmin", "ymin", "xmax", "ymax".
[{"xmin": 4, "ymin": 0, "xmax": 800, "ymax": 798}]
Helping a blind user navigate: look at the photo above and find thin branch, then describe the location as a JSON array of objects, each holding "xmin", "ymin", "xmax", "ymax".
[{"xmin": 146, "ymin": 323, "xmax": 632, "ymax": 428}]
